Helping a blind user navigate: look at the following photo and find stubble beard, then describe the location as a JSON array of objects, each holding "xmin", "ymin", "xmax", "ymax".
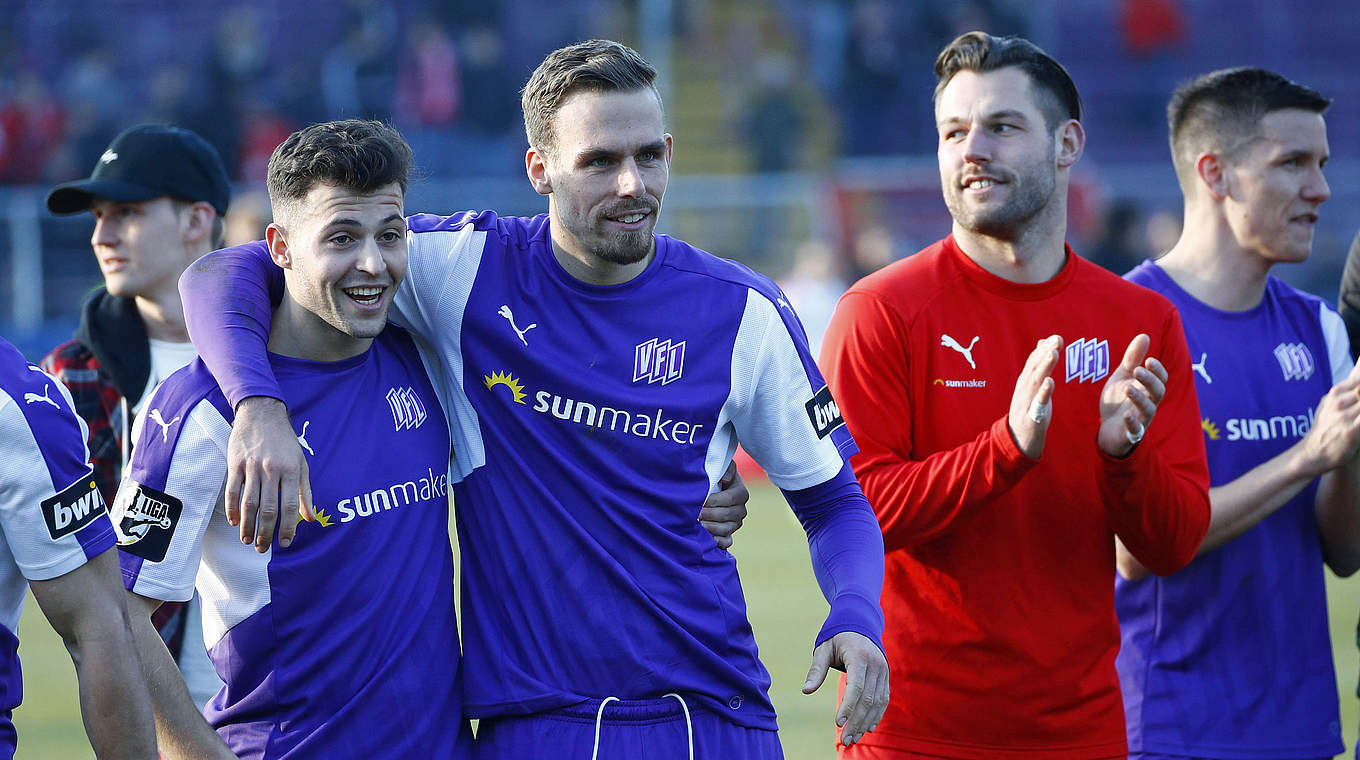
[{"xmin": 946, "ymin": 169, "xmax": 1055, "ymax": 241}]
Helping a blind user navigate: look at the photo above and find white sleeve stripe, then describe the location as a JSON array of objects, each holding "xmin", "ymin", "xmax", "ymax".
[
  {"xmin": 394, "ymin": 227, "xmax": 487, "ymax": 481},
  {"xmin": 1319, "ymin": 303, "xmax": 1353, "ymax": 385},
  {"xmin": 125, "ymin": 400, "xmax": 230, "ymax": 600},
  {"xmin": 711, "ymin": 291, "xmax": 847, "ymax": 491}
]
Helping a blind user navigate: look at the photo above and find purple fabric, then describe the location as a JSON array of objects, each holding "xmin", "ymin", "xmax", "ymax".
[
  {"xmin": 476, "ymin": 697, "xmax": 783, "ymax": 760},
  {"xmin": 783, "ymin": 461, "xmax": 885, "ymax": 649},
  {"xmin": 179, "ymin": 240, "xmax": 283, "ymax": 408}
]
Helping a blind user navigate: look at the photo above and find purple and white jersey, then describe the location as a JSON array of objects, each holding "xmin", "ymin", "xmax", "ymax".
[
  {"xmin": 114, "ymin": 327, "xmax": 469, "ymax": 760},
  {"xmin": 1117, "ymin": 261, "xmax": 1349, "ymax": 758},
  {"xmin": 188, "ymin": 211, "xmax": 886, "ymax": 733},
  {"xmin": 0, "ymin": 337, "xmax": 115, "ymax": 756},
  {"xmin": 390, "ymin": 212, "xmax": 878, "ymax": 728}
]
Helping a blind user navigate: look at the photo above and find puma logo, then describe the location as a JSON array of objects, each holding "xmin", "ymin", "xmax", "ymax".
[
  {"xmin": 498, "ymin": 305, "xmax": 537, "ymax": 346},
  {"xmin": 940, "ymin": 334, "xmax": 980, "ymax": 370},
  {"xmin": 297, "ymin": 420, "xmax": 315, "ymax": 457},
  {"xmin": 147, "ymin": 409, "xmax": 181, "ymax": 442},
  {"xmin": 1192, "ymin": 353, "xmax": 1211, "ymax": 384},
  {"xmin": 23, "ymin": 384, "xmax": 59, "ymax": 408}
]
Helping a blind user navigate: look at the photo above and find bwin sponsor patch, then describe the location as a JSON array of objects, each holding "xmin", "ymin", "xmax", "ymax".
[
  {"xmin": 41, "ymin": 476, "xmax": 106, "ymax": 541},
  {"xmin": 113, "ymin": 482, "xmax": 183, "ymax": 563},
  {"xmin": 805, "ymin": 385, "xmax": 845, "ymax": 439}
]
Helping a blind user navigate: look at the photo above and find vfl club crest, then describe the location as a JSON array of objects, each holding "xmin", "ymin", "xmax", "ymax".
[
  {"xmin": 633, "ymin": 337, "xmax": 685, "ymax": 385},
  {"xmin": 1065, "ymin": 338, "xmax": 1110, "ymax": 383},
  {"xmin": 387, "ymin": 387, "xmax": 428, "ymax": 431}
]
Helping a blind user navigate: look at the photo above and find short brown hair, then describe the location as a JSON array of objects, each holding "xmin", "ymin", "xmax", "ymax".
[
  {"xmin": 521, "ymin": 39, "xmax": 660, "ymax": 152},
  {"xmin": 1167, "ymin": 67, "xmax": 1329, "ymax": 190},
  {"xmin": 266, "ymin": 120, "xmax": 413, "ymax": 217},
  {"xmin": 933, "ymin": 31, "xmax": 1082, "ymax": 130}
]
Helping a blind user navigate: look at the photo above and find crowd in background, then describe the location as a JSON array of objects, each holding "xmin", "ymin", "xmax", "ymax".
[{"xmin": 3, "ymin": 0, "xmax": 1360, "ymax": 354}]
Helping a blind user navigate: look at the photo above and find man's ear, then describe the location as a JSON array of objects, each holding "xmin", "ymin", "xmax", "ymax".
[
  {"xmin": 1055, "ymin": 119, "xmax": 1085, "ymax": 169},
  {"xmin": 1195, "ymin": 153, "xmax": 1229, "ymax": 200},
  {"xmin": 526, "ymin": 146, "xmax": 552, "ymax": 196},
  {"xmin": 265, "ymin": 223, "xmax": 291, "ymax": 269},
  {"xmin": 181, "ymin": 201, "xmax": 215, "ymax": 246}
]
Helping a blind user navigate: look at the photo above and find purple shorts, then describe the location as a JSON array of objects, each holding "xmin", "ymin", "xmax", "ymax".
[{"xmin": 475, "ymin": 695, "xmax": 783, "ymax": 760}]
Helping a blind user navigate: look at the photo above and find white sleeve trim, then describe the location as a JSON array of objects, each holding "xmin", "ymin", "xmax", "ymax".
[{"xmin": 1320, "ymin": 303, "xmax": 1353, "ymax": 385}]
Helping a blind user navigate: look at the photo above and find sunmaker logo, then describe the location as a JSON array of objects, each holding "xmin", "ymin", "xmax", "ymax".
[
  {"xmin": 484, "ymin": 368, "xmax": 705, "ymax": 445},
  {"xmin": 333, "ymin": 466, "xmax": 449, "ymax": 525},
  {"xmin": 1204, "ymin": 407, "xmax": 1316, "ymax": 442}
]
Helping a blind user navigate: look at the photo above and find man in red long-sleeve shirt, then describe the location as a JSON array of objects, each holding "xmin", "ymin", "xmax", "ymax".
[{"xmin": 820, "ymin": 31, "xmax": 1211, "ymax": 759}]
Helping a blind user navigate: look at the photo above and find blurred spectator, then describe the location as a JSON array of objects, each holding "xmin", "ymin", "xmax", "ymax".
[
  {"xmin": 322, "ymin": 0, "xmax": 400, "ymax": 122},
  {"xmin": 849, "ymin": 223, "xmax": 898, "ymax": 282},
  {"xmin": 224, "ymin": 189, "xmax": 271, "ymax": 248},
  {"xmin": 743, "ymin": 50, "xmax": 805, "ymax": 173},
  {"xmin": 0, "ymin": 71, "xmax": 65, "ymax": 183},
  {"xmin": 1145, "ymin": 209, "xmax": 1182, "ymax": 258},
  {"xmin": 778, "ymin": 238, "xmax": 848, "ymax": 356},
  {"xmin": 1085, "ymin": 200, "xmax": 1148, "ymax": 275}
]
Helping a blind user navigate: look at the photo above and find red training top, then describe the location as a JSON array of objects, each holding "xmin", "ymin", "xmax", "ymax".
[{"xmin": 820, "ymin": 236, "xmax": 1210, "ymax": 759}]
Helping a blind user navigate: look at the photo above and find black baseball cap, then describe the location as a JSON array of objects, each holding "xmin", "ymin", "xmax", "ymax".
[{"xmin": 46, "ymin": 124, "xmax": 231, "ymax": 216}]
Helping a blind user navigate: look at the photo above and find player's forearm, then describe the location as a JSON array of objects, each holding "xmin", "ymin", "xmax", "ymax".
[
  {"xmin": 129, "ymin": 607, "xmax": 236, "ymax": 759},
  {"xmin": 861, "ymin": 417, "xmax": 1037, "ymax": 551},
  {"xmin": 1102, "ymin": 442, "xmax": 1210, "ymax": 577},
  {"xmin": 66, "ymin": 616, "xmax": 158, "ymax": 758},
  {"xmin": 179, "ymin": 240, "xmax": 284, "ymax": 407},
  {"xmin": 1198, "ymin": 439, "xmax": 1320, "ymax": 556},
  {"xmin": 787, "ymin": 464, "xmax": 886, "ymax": 647},
  {"xmin": 1118, "ymin": 441, "xmax": 1320, "ymax": 581},
  {"xmin": 1316, "ymin": 462, "xmax": 1360, "ymax": 576}
]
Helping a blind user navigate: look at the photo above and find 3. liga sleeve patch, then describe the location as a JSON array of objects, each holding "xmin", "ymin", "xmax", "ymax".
[
  {"xmin": 804, "ymin": 385, "xmax": 845, "ymax": 439},
  {"xmin": 111, "ymin": 482, "xmax": 182, "ymax": 563},
  {"xmin": 40, "ymin": 476, "xmax": 107, "ymax": 541}
]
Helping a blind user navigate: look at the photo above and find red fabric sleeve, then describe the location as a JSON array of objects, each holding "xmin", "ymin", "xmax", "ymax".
[
  {"xmin": 821, "ymin": 290, "xmax": 1038, "ymax": 552},
  {"xmin": 1097, "ymin": 305, "xmax": 1210, "ymax": 575}
]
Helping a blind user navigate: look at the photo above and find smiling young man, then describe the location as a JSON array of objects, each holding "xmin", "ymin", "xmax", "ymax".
[
  {"xmin": 1115, "ymin": 68, "xmax": 1360, "ymax": 760},
  {"xmin": 819, "ymin": 32, "xmax": 1211, "ymax": 758},
  {"xmin": 112, "ymin": 120, "xmax": 473, "ymax": 759},
  {"xmin": 180, "ymin": 39, "xmax": 888, "ymax": 758}
]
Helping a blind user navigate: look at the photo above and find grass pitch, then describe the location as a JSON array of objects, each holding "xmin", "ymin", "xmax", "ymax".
[{"xmin": 13, "ymin": 482, "xmax": 1360, "ymax": 758}]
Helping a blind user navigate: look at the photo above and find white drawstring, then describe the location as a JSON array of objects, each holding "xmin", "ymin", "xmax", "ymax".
[
  {"xmin": 662, "ymin": 693, "xmax": 694, "ymax": 760},
  {"xmin": 588, "ymin": 694, "xmax": 694, "ymax": 760},
  {"xmin": 589, "ymin": 696, "xmax": 620, "ymax": 760}
]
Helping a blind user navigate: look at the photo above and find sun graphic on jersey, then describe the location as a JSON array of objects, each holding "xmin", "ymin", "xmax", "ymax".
[
  {"xmin": 484, "ymin": 370, "xmax": 527, "ymax": 404},
  {"xmin": 297, "ymin": 507, "xmax": 335, "ymax": 528},
  {"xmin": 1201, "ymin": 418, "xmax": 1221, "ymax": 441}
]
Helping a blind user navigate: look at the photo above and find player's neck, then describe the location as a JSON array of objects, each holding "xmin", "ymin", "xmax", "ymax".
[
  {"xmin": 1156, "ymin": 210, "xmax": 1271, "ymax": 312},
  {"xmin": 134, "ymin": 291, "xmax": 190, "ymax": 343},
  {"xmin": 268, "ymin": 297, "xmax": 374, "ymax": 363},
  {"xmin": 548, "ymin": 231, "xmax": 654, "ymax": 286},
  {"xmin": 951, "ymin": 213, "xmax": 1067, "ymax": 285}
]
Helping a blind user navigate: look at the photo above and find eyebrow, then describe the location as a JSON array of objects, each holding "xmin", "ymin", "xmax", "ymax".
[
  {"xmin": 325, "ymin": 213, "xmax": 406, "ymax": 229},
  {"xmin": 577, "ymin": 140, "xmax": 668, "ymax": 162},
  {"xmin": 937, "ymin": 109, "xmax": 1031, "ymax": 127}
]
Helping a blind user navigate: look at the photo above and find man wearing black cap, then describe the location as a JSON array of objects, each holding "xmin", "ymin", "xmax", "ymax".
[{"xmin": 41, "ymin": 124, "xmax": 230, "ymax": 711}]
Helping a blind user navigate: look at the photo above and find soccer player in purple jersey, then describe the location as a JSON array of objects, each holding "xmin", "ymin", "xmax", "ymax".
[
  {"xmin": 182, "ymin": 40, "xmax": 889, "ymax": 757},
  {"xmin": 114, "ymin": 121, "xmax": 473, "ymax": 759},
  {"xmin": 1116, "ymin": 68, "xmax": 1360, "ymax": 759},
  {"xmin": 0, "ymin": 336, "xmax": 156, "ymax": 759}
]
